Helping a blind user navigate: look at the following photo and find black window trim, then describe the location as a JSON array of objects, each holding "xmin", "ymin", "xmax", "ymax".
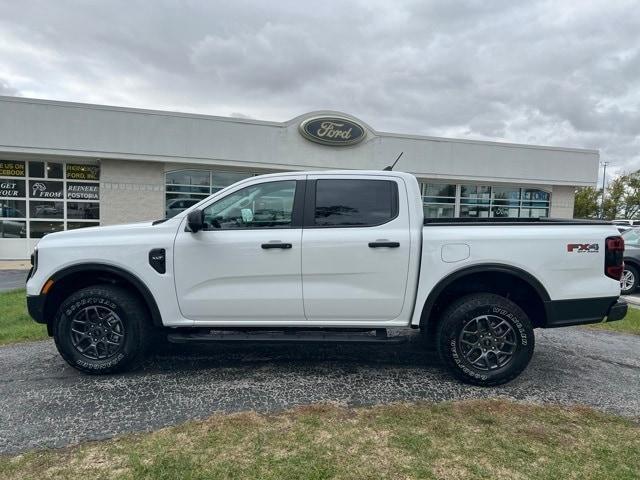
[
  {"xmin": 303, "ymin": 178, "xmax": 400, "ymax": 229},
  {"xmin": 199, "ymin": 178, "xmax": 305, "ymax": 232}
]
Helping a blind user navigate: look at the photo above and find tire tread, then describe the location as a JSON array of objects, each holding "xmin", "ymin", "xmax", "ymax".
[
  {"xmin": 53, "ymin": 285, "xmax": 152, "ymax": 374},
  {"xmin": 436, "ymin": 293, "xmax": 535, "ymax": 386}
]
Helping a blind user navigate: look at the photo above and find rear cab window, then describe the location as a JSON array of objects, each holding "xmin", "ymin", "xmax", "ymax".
[{"xmin": 310, "ymin": 179, "xmax": 399, "ymax": 227}]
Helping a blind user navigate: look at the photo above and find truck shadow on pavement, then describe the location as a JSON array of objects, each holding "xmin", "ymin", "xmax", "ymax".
[{"xmin": 142, "ymin": 332, "xmax": 442, "ymax": 373}]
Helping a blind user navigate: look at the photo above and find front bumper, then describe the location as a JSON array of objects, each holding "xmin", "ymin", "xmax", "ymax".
[
  {"xmin": 544, "ymin": 296, "xmax": 627, "ymax": 328},
  {"xmin": 27, "ymin": 294, "xmax": 46, "ymax": 324}
]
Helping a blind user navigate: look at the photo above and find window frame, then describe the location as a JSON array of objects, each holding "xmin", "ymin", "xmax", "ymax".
[
  {"xmin": 197, "ymin": 179, "xmax": 305, "ymax": 232},
  {"xmin": 421, "ymin": 182, "xmax": 457, "ymax": 218},
  {"xmin": 302, "ymin": 178, "xmax": 400, "ymax": 229}
]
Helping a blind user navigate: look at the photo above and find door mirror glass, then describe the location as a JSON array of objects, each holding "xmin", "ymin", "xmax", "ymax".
[{"xmin": 186, "ymin": 209, "xmax": 204, "ymax": 233}]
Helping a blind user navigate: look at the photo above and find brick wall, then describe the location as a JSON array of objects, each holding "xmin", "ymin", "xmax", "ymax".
[
  {"xmin": 549, "ymin": 186, "xmax": 575, "ymax": 219},
  {"xmin": 100, "ymin": 159, "xmax": 164, "ymax": 225}
]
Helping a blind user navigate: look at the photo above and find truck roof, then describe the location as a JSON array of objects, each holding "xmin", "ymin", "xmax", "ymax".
[{"xmin": 254, "ymin": 170, "xmax": 416, "ymax": 180}]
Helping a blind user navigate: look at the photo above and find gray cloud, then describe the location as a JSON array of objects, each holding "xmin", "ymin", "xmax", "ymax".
[
  {"xmin": 0, "ymin": 0, "xmax": 638, "ymax": 176},
  {"xmin": 0, "ymin": 78, "xmax": 19, "ymax": 96}
]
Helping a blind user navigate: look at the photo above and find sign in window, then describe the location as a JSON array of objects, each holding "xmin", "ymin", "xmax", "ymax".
[
  {"xmin": 66, "ymin": 164, "xmax": 100, "ymax": 181},
  {"xmin": 0, "ymin": 179, "xmax": 25, "ymax": 198},
  {"xmin": 0, "ymin": 161, "xmax": 25, "ymax": 177},
  {"xmin": 67, "ymin": 183, "xmax": 100, "ymax": 200},
  {"xmin": 29, "ymin": 181, "xmax": 64, "ymax": 199}
]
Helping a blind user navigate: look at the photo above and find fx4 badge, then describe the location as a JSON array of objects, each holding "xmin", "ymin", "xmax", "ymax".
[{"xmin": 567, "ymin": 243, "xmax": 599, "ymax": 253}]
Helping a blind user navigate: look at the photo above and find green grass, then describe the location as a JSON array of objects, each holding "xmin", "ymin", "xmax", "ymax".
[
  {"xmin": 0, "ymin": 289, "xmax": 47, "ymax": 345},
  {"xmin": 589, "ymin": 304, "xmax": 640, "ymax": 335},
  {"xmin": 1, "ymin": 399, "xmax": 639, "ymax": 480}
]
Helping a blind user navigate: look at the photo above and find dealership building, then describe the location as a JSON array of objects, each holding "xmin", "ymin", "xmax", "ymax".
[{"xmin": 0, "ymin": 95, "xmax": 599, "ymax": 259}]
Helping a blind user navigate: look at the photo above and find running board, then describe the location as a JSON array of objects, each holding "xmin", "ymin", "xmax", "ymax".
[{"xmin": 166, "ymin": 328, "xmax": 408, "ymax": 344}]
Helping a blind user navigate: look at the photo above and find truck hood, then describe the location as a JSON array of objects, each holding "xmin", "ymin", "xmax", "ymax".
[{"xmin": 36, "ymin": 219, "xmax": 177, "ymax": 247}]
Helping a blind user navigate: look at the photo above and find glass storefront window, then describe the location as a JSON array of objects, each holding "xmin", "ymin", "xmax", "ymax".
[
  {"xmin": 165, "ymin": 169, "xmax": 256, "ymax": 218},
  {"xmin": 166, "ymin": 197, "xmax": 203, "ymax": 218},
  {"xmin": 30, "ymin": 201, "xmax": 64, "ymax": 219},
  {"xmin": 422, "ymin": 183, "xmax": 456, "ymax": 218},
  {"xmin": 491, "ymin": 206, "xmax": 520, "ymax": 218},
  {"xmin": 429, "ymin": 182, "xmax": 551, "ymax": 219},
  {"xmin": 461, "ymin": 185, "xmax": 491, "ymax": 204},
  {"xmin": 460, "ymin": 205, "xmax": 490, "ymax": 218},
  {"xmin": 166, "ymin": 185, "xmax": 210, "ymax": 194},
  {"xmin": 67, "ymin": 182, "xmax": 99, "ymax": 201},
  {"xmin": 67, "ymin": 222, "xmax": 100, "ymax": 230},
  {"xmin": 522, "ymin": 189, "xmax": 550, "ymax": 207},
  {"xmin": 67, "ymin": 202, "xmax": 100, "ymax": 219},
  {"xmin": 166, "ymin": 170, "xmax": 210, "ymax": 186},
  {"xmin": 212, "ymin": 172, "xmax": 252, "ymax": 190},
  {"xmin": 29, "ymin": 161, "xmax": 45, "ymax": 178},
  {"xmin": 165, "ymin": 193, "xmax": 209, "ymax": 203},
  {"xmin": 29, "ymin": 180, "xmax": 63, "ymax": 200},
  {"xmin": 1, "ymin": 160, "xmax": 100, "ymax": 239},
  {"xmin": 0, "ymin": 179, "xmax": 26, "ymax": 197},
  {"xmin": 0, "ymin": 161, "xmax": 25, "ymax": 177},
  {"xmin": 424, "ymin": 204, "xmax": 455, "ymax": 218},
  {"xmin": 492, "ymin": 187, "xmax": 521, "ymax": 206},
  {"xmin": 422, "ymin": 183, "xmax": 456, "ymax": 204},
  {"xmin": 520, "ymin": 208, "xmax": 549, "ymax": 218},
  {"xmin": 47, "ymin": 163, "xmax": 63, "ymax": 179},
  {"xmin": 66, "ymin": 164, "xmax": 100, "ymax": 180},
  {"xmin": 29, "ymin": 221, "xmax": 64, "ymax": 238},
  {"xmin": 0, "ymin": 220, "xmax": 26, "ymax": 238},
  {"xmin": 424, "ymin": 183, "xmax": 456, "ymax": 198},
  {"xmin": 0, "ymin": 200, "xmax": 26, "ymax": 218}
]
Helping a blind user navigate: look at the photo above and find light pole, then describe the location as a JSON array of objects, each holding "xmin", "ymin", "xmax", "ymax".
[{"xmin": 600, "ymin": 161, "xmax": 609, "ymax": 219}]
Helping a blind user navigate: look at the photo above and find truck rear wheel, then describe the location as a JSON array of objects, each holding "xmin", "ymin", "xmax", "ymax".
[
  {"xmin": 436, "ymin": 293, "xmax": 535, "ymax": 386},
  {"xmin": 621, "ymin": 264, "xmax": 638, "ymax": 295},
  {"xmin": 53, "ymin": 285, "xmax": 151, "ymax": 374}
]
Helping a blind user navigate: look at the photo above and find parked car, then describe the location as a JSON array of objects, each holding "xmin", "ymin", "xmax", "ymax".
[
  {"xmin": 166, "ymin": 198, "xmax": 201, "ymax": 218},
  {"xmin": 0, "ymin": 219, "xmax": 26, "ymax": 238},
  {"xmin": 0, "ymin": 204, "xmax": 25, "ymax": 218},
  {"xmin": 621, "ymin": 228, "xmax": 640, "ymax": 294},
  {"xmin": 26, "ymin": 170, "xmax": 627, "ymax": 386},
  {"xmin": 612, "ymin": 219, "xmax": 640, "ymax": 227}
]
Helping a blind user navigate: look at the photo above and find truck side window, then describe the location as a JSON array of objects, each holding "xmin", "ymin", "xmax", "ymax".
[
  {"xmin": 202, "ymin": 180, "xmax": 296, "ymax": 230},
  {"xmin": 314, "ymin": 179, "xmax": 398, "ymax": 227}
]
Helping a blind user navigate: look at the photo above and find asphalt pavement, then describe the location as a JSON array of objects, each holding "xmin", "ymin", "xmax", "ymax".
[
  {"xmin": 0, "ymin": 269, "xmax": 27, "ymax": 292},
  {"xmin": 1, "ymin": 327, "xmax": 638, "ymax": 455}
]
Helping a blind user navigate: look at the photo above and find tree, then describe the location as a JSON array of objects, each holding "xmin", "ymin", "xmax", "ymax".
[
  {"xmin": 602, "ymin": 171, "xmax": 640, "ymax": 220},
  {"xmin": 573, "ymin": 187, "xmax": 600, "ymax": 219}
]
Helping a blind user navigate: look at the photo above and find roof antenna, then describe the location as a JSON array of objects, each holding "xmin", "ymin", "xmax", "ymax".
[{"xmin": 383, "ymin": 152, "xmax": 403, "ymax": 171}]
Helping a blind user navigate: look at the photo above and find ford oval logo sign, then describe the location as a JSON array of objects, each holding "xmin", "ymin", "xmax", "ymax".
[{"xmin": 299, "ymin": 116, "xmax": 366, "ymax": 146}]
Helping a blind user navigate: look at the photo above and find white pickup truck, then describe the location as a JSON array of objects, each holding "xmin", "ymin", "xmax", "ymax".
[{"xmin": 26, "ymin": 170, "xmax": 627, "ymax": 385}]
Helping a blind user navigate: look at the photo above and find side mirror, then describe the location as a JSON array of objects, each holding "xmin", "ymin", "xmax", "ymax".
[{"xmin": 186, "ymin": 209, "xmax": 205, "ymax": 233}]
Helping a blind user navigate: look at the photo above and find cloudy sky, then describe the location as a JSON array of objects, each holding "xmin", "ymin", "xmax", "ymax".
[{"xmin": 0, "ymin": 0, "xmax": 638, "ymax": 178}]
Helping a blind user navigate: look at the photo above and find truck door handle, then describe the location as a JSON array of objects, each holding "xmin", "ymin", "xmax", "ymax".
[
  {"xmin": 368, "ymin": 241, "xmax": 400, "ymax": 248},
  {"xmin": 261, "ymin": 242, "xmax": 292, "ymax": 249}
]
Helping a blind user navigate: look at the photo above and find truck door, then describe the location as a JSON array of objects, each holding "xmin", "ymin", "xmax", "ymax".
[
  {"xmin": 173, "ymin": 177, "xmax": 306, "ymax": 322},
  {"xmin": 301, "ymin": 175, "xmax": 411, "ymax": 322}
]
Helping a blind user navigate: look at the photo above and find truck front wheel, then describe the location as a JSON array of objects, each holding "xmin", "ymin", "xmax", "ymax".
[
  {"xmin": 53, "ymin": 285, "xmax": 152, "ymax": 374},
  {"xmin": 436, "ymin": 293, "xmax": 535, "ymax": 386}
]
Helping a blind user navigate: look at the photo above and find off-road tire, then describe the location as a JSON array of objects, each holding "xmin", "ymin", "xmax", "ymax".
[
  {"xmin": 437, "ymin": 293, "xmax": 535, "ymax": 386},
  {"xmin": 53, "ymin": 285, "xmax": 152, "ymax": 374}
]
